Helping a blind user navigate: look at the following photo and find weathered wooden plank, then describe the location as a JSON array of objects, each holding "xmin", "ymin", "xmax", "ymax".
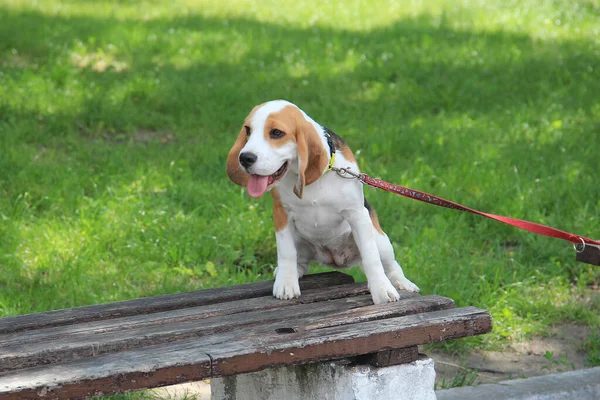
[
  {"xmin": 265, "ymin": 294, "xmax": 452, "ymax": 337},
  {"xmin": 354, "ymin": 346, "xmax": 419, "ymax": 367},
  {"xmin": 0, "ymin": 291, "xmax": 440, "ymax": 373},
  {"xmin": 208, "ymin": 306, "xmax": 492, "ymax": 377},
  {"xmin": 0, "ymin": 295, "xmax": 374, "ymax": 372},
  {"xmin": 0, "ymin": 306, "xmax": 491, "ymax": 400},
  {"xmin": 0, "ymin": 272, "xmax": 353, "ymax": 335},
  {"xmin": 0, "ymin": 346, "xmax": 213, "ymax": 400},
  {"xmin": 0, "ymin": 283, "xmax": 372, "ymax": 348},
  {"xmin": 295, "ymin": 295, "xmax": 454, "ymax": 331}
]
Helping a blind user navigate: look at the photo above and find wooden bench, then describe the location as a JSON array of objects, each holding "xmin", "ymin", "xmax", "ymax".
[{"xmin": 0, "ymin": 272, "xmax": 492, "ymax": 399}]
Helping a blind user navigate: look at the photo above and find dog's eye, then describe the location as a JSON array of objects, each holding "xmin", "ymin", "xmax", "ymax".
[
  {"xmin": 270, "ymin": 129, "xmax": 285, "ymax": 139},
  {"xmin": 244, "ymin": 126, "xmax": 251, "ymax": 136}
]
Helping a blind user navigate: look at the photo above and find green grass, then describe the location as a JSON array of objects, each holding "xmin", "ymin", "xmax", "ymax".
[
  {"xmin": 1, "ymin": 0, "xmax": 600, "ymax": 382},
  {"xmin": 435, "ymin": 368, "xmax": 479, "ymax": 390}
]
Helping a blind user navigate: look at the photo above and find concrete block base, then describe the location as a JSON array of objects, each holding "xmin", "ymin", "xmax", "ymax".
[{"xmin": 211, "ymin": 357, "xmax": 436, "ymax": 400}]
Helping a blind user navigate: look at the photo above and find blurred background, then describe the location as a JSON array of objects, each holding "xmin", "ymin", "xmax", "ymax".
[{"xmin": 0, "ymin": 0, "xmax": 599, "ymax": 395}]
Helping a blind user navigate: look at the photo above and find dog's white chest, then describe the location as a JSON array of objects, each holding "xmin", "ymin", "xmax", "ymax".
[
  {"xmin": 288, "ymin": 195, "xmax": 348, "ymax": 242},
  {"xmin": 276, "ymin": 174, "xmax": 362, "ymax": 267}
]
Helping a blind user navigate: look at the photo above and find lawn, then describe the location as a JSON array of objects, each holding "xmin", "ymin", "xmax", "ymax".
[{"xmin": 1, "ymin": 0, "xmax": 599, "ymax": 384}]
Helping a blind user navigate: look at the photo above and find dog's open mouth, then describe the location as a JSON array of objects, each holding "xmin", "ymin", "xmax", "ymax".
[
  {"xmin": 247, "ymin": 161, "xmax": 289, "ymax": 198},
  {"xmin": 268, "ymin": 162, "xmax": 288, "ymax": 185}
]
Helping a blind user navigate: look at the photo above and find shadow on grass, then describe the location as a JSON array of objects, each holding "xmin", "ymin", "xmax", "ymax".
[
  {"xmin": 1, "ymin": 4, "xmax": 598, "ymax": 222},
  {"xmin": 1, "ymin": 6, "xmax": 599, "ymax": 123}
]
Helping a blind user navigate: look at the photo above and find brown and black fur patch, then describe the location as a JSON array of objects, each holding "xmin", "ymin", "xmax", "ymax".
[
  {"xmin": 364, "ymin": 198, "xmax": 384, "ymax": 235},
  {"xmin": 324, "ymin": 127, "xmax": 356, "ymax": 163}
]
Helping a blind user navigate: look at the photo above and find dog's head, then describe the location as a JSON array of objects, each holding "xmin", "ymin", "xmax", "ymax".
[{"xmin": 226, "ymin": 100, "xmax": 330, "ymax": 199}]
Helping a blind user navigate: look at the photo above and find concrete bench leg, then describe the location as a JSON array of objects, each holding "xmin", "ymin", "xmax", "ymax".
[{"xmin": 211, "ymin": 356, "xmax": 436, "ymax": 400}]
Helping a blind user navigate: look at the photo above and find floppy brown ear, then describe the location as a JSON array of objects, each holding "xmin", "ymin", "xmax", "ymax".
[
  {"xmin": 226, "ymin": 128, "xmax": 250, "ymax": 187},
  {"xmin": 293, "ymin": 115, "xmax": 329, "ymax": 199}
]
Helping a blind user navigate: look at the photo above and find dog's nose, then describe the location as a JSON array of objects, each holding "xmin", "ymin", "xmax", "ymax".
[{"xmin": 239, "ymin": 152, "xmax": 257, "ymax": 169}]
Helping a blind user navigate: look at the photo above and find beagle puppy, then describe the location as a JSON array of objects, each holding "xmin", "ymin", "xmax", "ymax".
[{"xmin": 226, "ymin": 100, "xmax": 419, "ymax": 304}]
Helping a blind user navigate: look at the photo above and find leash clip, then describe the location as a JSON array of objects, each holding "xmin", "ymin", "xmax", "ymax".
[{"xmin": 332, "ymin": 167, "xmax": 364, "ymax": 182}]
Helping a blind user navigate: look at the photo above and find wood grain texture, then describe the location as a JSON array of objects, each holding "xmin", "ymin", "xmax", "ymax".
[
  {"xmin": 0, "ymin": 306, "xmax": 491, "ymax": 399},
  {"xmin": 208, "ymin": 306, "xmax": 492, "ymax": 377},
  {"xmin": 0, "ymin": 344, "xmax": 213, "ymax": 400},
  {"xmin": 0, "ymin": 292, "xmax": 443, "ymax": 372},
  {"xmin": 0, "ymin": 272, "xmax": 353, "ymax": 335},
  {"xmin": 0, "ymin": 283, "xmax": 371, "ymax": 348},
  {"xmin": 0, "ymin": 272, "xmax": 492, "ymax": 400},
  {"xmin": 355, "ymin": 346, "xmax": 419, "ymax": 367},
  {"xmin": 0, "ymin": 295, "xmax": 373, "ymax": 372},
  {"xmin": 295, "ymin": 295, "xmax": 452, "ymax": 331}
]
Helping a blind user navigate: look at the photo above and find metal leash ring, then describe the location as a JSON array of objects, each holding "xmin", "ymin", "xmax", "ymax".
[{"xmin": 574, "ymin": 237, "xmax": 586, "ymax": 253}]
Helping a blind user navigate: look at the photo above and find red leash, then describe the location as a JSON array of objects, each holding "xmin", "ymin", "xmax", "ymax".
[{"xmin": 333, "ymin": 168, "xmax": 600, "ymax": 262}]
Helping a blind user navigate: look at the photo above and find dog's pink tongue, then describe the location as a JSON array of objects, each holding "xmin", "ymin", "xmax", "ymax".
[{"xmin": 247, "ymin": 174, "xmax": 269, "ymax": 198}]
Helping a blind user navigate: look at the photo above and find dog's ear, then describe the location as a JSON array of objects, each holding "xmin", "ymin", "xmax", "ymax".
[
  {"xmin": 293, "ymin": 115, "xmax": 328, "ymax": 199},
  {"xmin": 226, "ymin": 127, "xmax": 250, "ymax": 187}
]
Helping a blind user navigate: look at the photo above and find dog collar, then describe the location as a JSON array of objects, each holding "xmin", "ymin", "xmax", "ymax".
[{"xmin": 325, "ymin": 130, "xmax": 336, "ymax": 171}]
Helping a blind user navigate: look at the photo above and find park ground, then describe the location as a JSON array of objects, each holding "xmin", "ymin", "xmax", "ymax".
[{"xmin": 0, "ymin": 0, "xmax": 599, "ymax": 397}]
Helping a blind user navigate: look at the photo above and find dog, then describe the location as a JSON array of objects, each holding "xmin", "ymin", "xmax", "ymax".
[{"xmin": 226, "ymin": 100, "xmax": 419, "ymax": 304}]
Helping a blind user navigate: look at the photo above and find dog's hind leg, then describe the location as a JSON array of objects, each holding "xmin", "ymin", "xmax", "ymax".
[
  {"xmin": 295, "ymin": 242, "xmax": 314, "ymax": 279},
  {"xmin": 364, "ymin": 199, "xmax": 419, "ymax": 292},
  {"xmin": 342, "ymin": 207, "xmax": 400, "ymax": 304},
  {"xmin": 375, "ymin": 232, "xmax": 419, "ymax": 292}
]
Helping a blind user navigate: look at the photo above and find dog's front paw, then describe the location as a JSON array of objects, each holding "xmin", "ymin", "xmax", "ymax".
[
  {"xmin": 388, "ymin": 272, "xmax": 420, "ymax": 293},
  {"xmin": 369, "ymin": 279, "xmax": 400, "ymax": 304},
  {"xmin": 273, "ymin": 275, "xmax": 301, "ymax": 300}
]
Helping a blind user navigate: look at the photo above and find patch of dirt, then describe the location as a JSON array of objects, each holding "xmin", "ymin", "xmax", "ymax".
[
  {"xmin": 70, "ymin": 51, "xmax": 128, "ymax": 73},
  {"xmin": 3, "ymin": 53, "xmax": 37, "ymax": 70},
  {"xmin": 429, "ymin": 324, "xmax": 590, "ymax": 386},
  {"xmin": 83, "ymin": 129, "xmax": 177, "ymax": 144},
  {"xmin": 132, "ymin": 129, "xmax": 176, "ymax": 144}
]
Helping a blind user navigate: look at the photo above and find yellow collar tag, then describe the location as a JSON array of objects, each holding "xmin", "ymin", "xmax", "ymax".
[
  {"xmin": 327, "ymin": 152, "xmax": 336, "ymax": 171},
  {"xmin": 325, "ymin": 131, "xmax": 336, "ymax": 172}
]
